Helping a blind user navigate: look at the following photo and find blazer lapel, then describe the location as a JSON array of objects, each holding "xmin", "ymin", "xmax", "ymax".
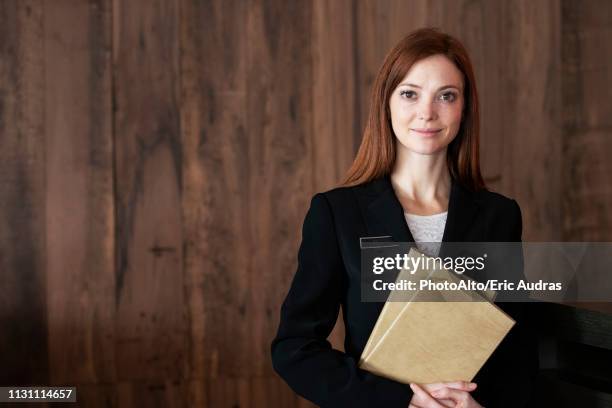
[
  {"xmin": 441, "ymin": 179, "xmax": 480, "ymax": 243},
  {"xmin": 358, "ymin": 176, "xmax": 414, "ymax": 243},
  {"xmin": 357, "ymin": 175, "xmax": 480, "ymax": 244}
]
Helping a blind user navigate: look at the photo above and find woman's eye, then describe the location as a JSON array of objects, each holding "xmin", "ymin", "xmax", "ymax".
[
  {"xmin": 399, "ymin": 90, "xmax": 417, "ymax": 99},
  {"xmin": 439, "ymin": 92, "xmax": 457, "ymax": 102}
]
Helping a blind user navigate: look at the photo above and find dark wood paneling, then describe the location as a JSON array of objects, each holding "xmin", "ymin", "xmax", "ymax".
[
  {"xmin": 179, "ymin": 0, "xmax": 252, "ymax": 380},
  {"xmin": 44, "ymin": 0, "xmax": 115, "ymax": 385},
  {"xmin": 501, "ymin": 0, "xmax": 562, "ymax": 241},
  {"xmin": 116, "ymin": 381, "xmax": 189, "ymax": 408},
  {"xmin": 113, "ymin": 0, "xmax": 186, "ymax": 382},
  {"xmin": 311, "ymin": 0, "xmax": 358, "ymax": 190},
  {"xmin": 71, "ymin": 383, "xmax": 117, "ymax": 408},
  {"xmin": 244, "ymin": 0, "xmax": 317, "ymax": 378},
  {"xmin": 562, "ymin": 0, "xmax": 612, "ymax": 241},
  {"xmin": 0, "ymin": 0, "xmax": 48, "ymax": 386},
  {"xmin": 180, "ymin": 0, "xmax": 339, "ymax": 403}
]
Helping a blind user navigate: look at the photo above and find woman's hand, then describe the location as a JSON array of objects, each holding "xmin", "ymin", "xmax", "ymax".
[
  {"xmin": 427, "ymin": 384, "xmax": 483, "ymax": 408},
  {"xmin": 408, "ymin": 381, "xmax": 480, "ymax": 408}
]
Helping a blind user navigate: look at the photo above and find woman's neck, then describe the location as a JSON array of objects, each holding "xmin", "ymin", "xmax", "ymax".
[{"xmin": 390, "ymin": 147, "xmax": 451, "ymax": 214}]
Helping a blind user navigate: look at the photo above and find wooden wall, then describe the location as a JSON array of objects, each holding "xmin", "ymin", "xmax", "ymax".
[{"xmin": 0, "ymin": 0, "xmax": 610, "ymax": 407}]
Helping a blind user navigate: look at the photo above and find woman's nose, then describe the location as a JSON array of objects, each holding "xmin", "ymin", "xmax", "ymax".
[{"xmin": 417, "ymin": 99, "xmax": 436, "ymax": 121}]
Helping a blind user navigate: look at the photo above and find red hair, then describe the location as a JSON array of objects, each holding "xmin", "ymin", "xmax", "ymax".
[{"xmin": 342, "ymin": 28, "xmax": 486, "ymax": 192}]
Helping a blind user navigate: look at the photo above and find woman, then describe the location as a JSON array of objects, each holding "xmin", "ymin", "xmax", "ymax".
[{"xmin": 271, "ymin": 28, "xmax": 538, "ymax": 408}]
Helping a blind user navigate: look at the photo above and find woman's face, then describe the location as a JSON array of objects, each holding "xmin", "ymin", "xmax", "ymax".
[{"xmin": 388, "ymin": 54, "xmax": 464, "ymax": 156}]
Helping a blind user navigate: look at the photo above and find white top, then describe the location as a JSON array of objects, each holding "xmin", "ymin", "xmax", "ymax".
[{"xmin": 404, "ymin": 211, "xmax": 448, "ymax": 257}]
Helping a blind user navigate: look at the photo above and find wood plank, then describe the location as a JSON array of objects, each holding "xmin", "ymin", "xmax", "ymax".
[
  {"xmin": 68, "ymin": 379, "xmax": 315, "ymax": 407},
  {"xmin": 75, "ymin": 383, "xmax": 117, "ymax": 407},
  {"xmin": 179, "ymin": 0, "xmax": 251, "ymax": 379},
  {"xmin": 499, "ymin": 0, "xmax": 562, "ymax": 240},
  {"xmin": 311, "ymin": 0, "xmax": 357, "ymax": 190},
  {"xmin": 181, "ymin": 0, "xmax": 320, "ymax": 381},
  {"xmin": 193, "ymin": 377, "xmax": 314, "ymax": 408},
  {"xmin": 561, "ymin": 0, "xmax": 612, "ymax": 240},
  {"xmin": 113, "ymin": 0, "xmax": 186, "ymax": 381},
  {"xmin": 245, "ymin": 0, "xmax": 316, "ymax": 377},
  {"xmin": 201, "ymin": 378, "xmax": 250, "ymax": 408},
  {"xmin": 250, "ymin": 377, "xmax": 305, "ymax": 408},
  {"xmin": 71, "ymin": 381, "xmax": 191, "ymax": 408},
  {"xmin": 0, "ymin": 0, "xmax": 48, "ymax": 386},
  {"xmin": 43, "ymin": 0, "xmax": 115, "ymax": 384},
  {"xmin": 116, "ymin": 380, "xmax": 188, "ymax": 408}
]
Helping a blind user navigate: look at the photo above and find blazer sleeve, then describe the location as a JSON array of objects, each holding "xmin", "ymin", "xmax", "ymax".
[
  {"xmin": 271, "ymin": 193, "xmax": 413, "ymax": 408},
  {"xmin": 479, "ymin": 199, "xmax": 539, "ymax": 408},
  {"xmin": 508, "ymin": 200, "xmax": 539, "ymax": 406}
]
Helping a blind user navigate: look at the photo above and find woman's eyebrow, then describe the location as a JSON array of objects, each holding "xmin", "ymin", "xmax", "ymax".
[{"xmin": 398, "ymin": 83, "xmax": 461, "ymax": 91}]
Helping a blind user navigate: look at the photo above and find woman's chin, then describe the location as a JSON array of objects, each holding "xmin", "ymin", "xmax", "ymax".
[{"xmin": 400, "ymin": 143, "xmax": 448, "ymax": 156}]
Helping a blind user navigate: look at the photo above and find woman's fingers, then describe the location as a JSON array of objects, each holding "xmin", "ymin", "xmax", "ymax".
[
  {"xmin": 423, "ymin": 381, "xmax": 477, "ymax": 392},
  {"xmin": 436, "ymin": 399, "xmax": 456, "ymax": 408},
  {"xmin": 410, "ymin": 383, "xmax": 446, "ymax": 408},
  {"xmin": 430, "ymin": 387, "xmax": 475, "ymax": 406},
  {"xmin": 410, "ymin": 382, "xmax": 475, "ymax": 408}
]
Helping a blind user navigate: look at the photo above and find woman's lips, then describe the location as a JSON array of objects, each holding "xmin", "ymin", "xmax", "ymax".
[{"xmin": 411, "ymin": 128, "xmax": 442, "ymax": 136}]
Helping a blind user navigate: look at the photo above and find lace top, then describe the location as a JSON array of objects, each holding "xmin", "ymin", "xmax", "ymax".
[{"xmin": 404, "ymin": 211, "xmax": 448, "ymax": 257}]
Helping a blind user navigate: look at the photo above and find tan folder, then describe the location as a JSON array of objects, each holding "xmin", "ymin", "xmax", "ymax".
[{"xmin": 359, "ymin": 248, "xmax": 515, "ymax": 384}]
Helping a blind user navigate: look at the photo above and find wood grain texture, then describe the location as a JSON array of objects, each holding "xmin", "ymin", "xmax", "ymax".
[
  {"xmin": 44, "ymin": 0, "xmax": 115, "ymax": 384},
  {"xmin": 179, "ymin": 0, "xmax": 251, "ymax": 379},
  {"xmin": 113, "ymin": 0, "xmax": 187, "ymax": 382},
  {"xmin": 245, "ymin": 0, "xmax": 316, "ymax": 378},
  {"xmin": 74, "ymin": 383, "xmax": 117, "ymax": 408},
  {"xmin": 116, "ymin": 381, "xmax": 189, "ymax": 408},
  {"xmin": 181, "ymin": 0, "xmax": 320, "ymax": 381},
  {"xmin": 561, "ymin": 0, "xmax": 612, "ymax": 240},
  {"xmin": 0, "ymin": 0, "xmax": 48, "ymax": 386},
  {"xmin": 311, "ymin": 0, "xmax": 358, "ymax": 190},
  {"xmin": 500, "ymin": 0, "xmax": 562, "ymax": 241}
]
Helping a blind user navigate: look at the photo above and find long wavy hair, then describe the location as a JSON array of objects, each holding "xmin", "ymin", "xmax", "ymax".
[{"xmin": 342, "ymin": 28, "xmax": 486, "ymax": 192}]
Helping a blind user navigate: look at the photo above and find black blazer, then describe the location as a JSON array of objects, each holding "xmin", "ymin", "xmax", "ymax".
[{"xmin": 271, "ymin": 176, "xmax": 538, "ymax": 408}]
